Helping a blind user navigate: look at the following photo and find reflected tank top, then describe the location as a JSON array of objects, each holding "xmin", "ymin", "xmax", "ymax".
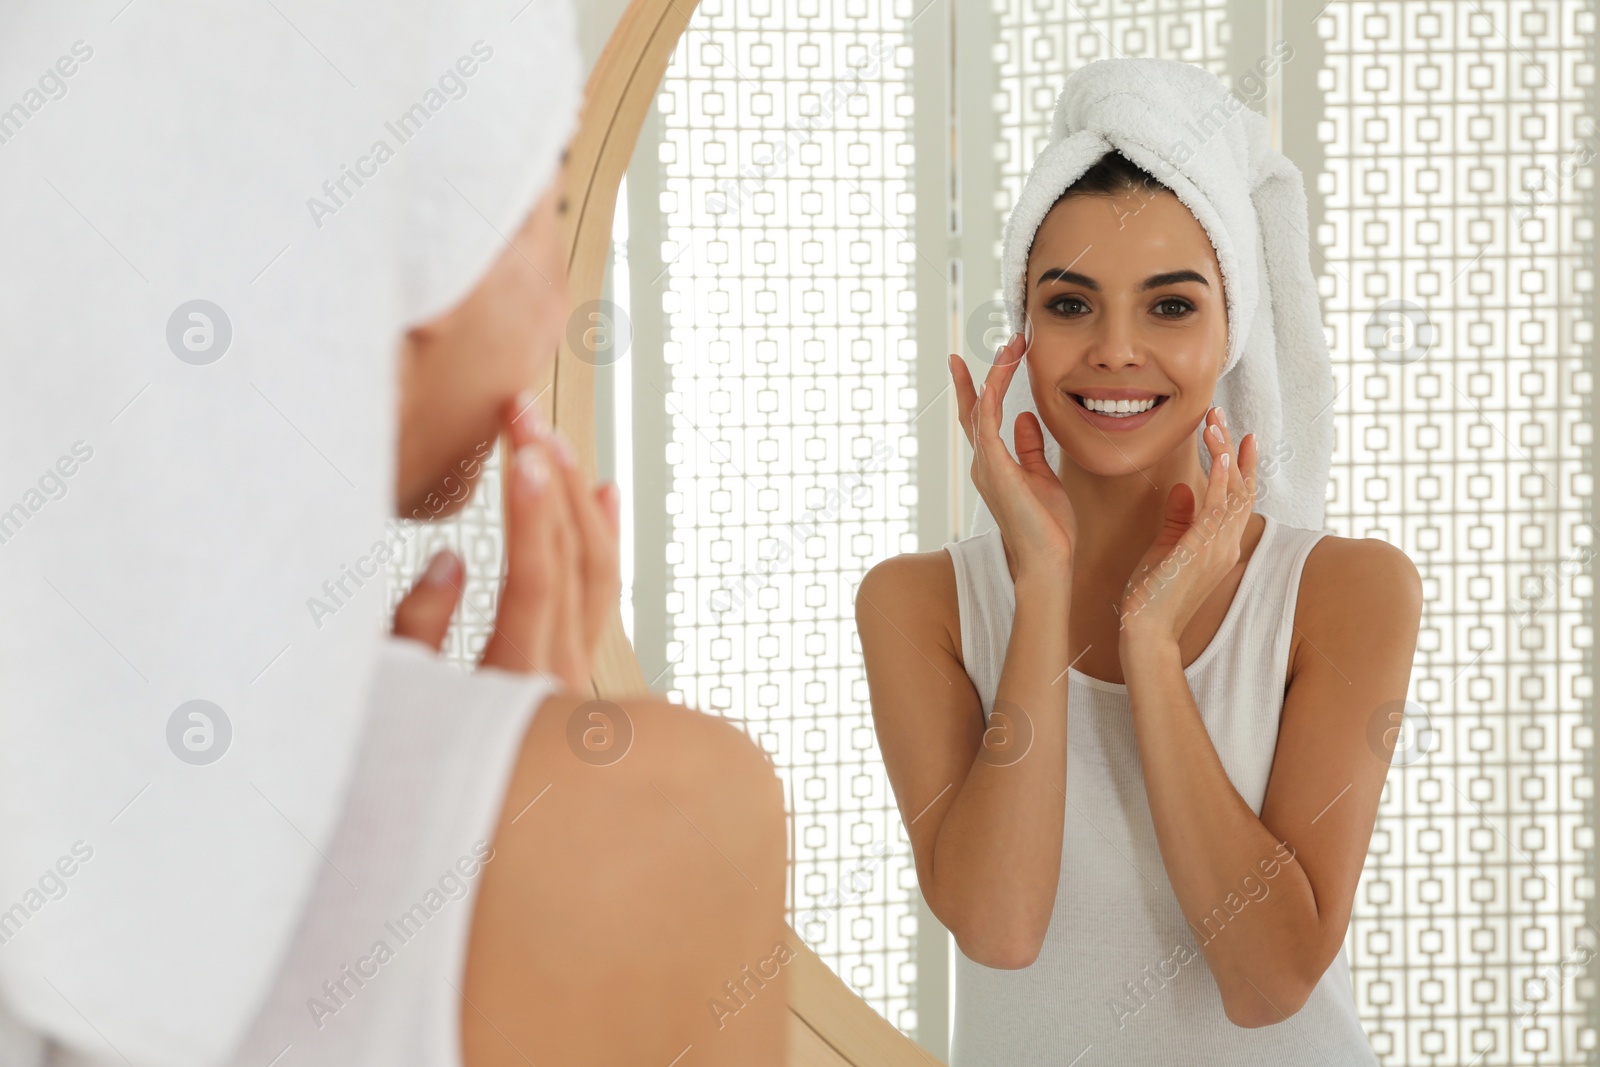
[{"xmin": 942, "ymin": 511, "xmax": 1379, "ymax": 1066}]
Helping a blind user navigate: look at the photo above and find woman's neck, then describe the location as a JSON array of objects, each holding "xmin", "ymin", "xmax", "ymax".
[{"xmin": 1057, "ymin": 450, "xmax": 1210, "ymax": 576}]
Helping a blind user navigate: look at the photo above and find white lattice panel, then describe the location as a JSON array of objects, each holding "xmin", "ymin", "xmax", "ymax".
[
  {"xmin": 655, "ymin": 0, "xmax": 922, "ymax": 1034},
  {"xmin": 384, "ymin": 447, "xmax": 508, "ymax": 666},
  {"xmin": 1319, "ymin": 3, "xmax": 1596, "ymax": 1062}
]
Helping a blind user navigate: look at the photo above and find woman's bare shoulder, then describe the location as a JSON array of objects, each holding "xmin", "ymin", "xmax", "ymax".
[
  {"xmin": 857, "ymin": 549, "xmax": 963, "ymax": 663},
  {"xmin": 1300, "ymin": 533, "xmax": 1420, "ymax": 603},
  {"xmin": 1290, "ymin": 533, "xmax": 1423, "ymax": 676}
]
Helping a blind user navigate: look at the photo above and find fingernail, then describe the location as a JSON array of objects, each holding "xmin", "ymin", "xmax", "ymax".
[
  {"xmin": 1208, "ymin": 424, "xmax": 1223, "ymax": 442},
  {"xmin": 1217, "ymin": 406, "xmax": 1228, "ymax": 428},
  {"xmin": 422, "ymin": 550, "xmax": 459, "ymax": 586},
  {"xmin": 524, "ymin": 398, "xmax": 547, "ymax": 432},
  {"xmin": 517, "ymin": 443, "xmax": 548, "ymax": 492},
  {"xmin": 551, "ymin": 430, "xmax": 576, "ymax": 469},
  {"xmin": 1221, "ymin": 451, "xmax": 1230, "ymax": 469}
]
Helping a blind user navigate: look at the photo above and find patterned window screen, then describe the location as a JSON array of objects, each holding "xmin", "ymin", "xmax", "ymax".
[
  {"xmin": 385, "ymin": 0, "xmax": 1598, "ymax": 1060},
  {"xmin": 384, "ymin": 466, "xmax": 507, "ymax": 665},
  {"xmin": 1317, "ymin": 5, "xmax": 1596, "ymax": 1062},
  {"xmin": 644, "ymin": 0, "xmax": 922, "ymax": 1036},
  {"xmin": 993, "ymin": 0, "xmax": 1230, "ymax": 229}
]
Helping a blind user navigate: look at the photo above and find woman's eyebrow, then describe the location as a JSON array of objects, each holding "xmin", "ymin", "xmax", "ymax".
[{"xmin": 1034, "ymin": 267, "xmax": 1210, "ymax": 291}]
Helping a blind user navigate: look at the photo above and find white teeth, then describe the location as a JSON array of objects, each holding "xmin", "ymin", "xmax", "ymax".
[{"xmin": 1079, "ymin": 395, "xmax": 1159, "ymax": 416}]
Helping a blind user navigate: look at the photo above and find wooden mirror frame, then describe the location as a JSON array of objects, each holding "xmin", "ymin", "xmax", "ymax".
[{"xmin": 507, "ymin": 0, "xmax": 948, "ymax": 1063}]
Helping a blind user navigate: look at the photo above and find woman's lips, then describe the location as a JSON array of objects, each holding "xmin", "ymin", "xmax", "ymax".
[{"xmin": 1067, "ymin": 393, "xmax": 1168, "ymax": 431}]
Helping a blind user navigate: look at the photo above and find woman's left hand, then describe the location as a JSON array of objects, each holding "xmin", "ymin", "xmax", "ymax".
[{"xmin": 1117, "ymin": 406, "xmax": 1258, "ymax": 646}]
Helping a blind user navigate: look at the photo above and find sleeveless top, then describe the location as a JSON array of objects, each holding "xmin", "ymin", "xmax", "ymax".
[{"xmin": 942, "ymin": 511, "xmax": 1379, "ymax": 1066}]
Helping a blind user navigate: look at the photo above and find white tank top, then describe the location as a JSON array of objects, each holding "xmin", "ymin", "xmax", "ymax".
[{"xmin": 942, "ymin": 511, "xmax": 1379, "ymax": 1066}]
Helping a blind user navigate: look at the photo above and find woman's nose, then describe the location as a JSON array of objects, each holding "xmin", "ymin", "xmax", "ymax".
[{"xmin": 1085, "ymin": 310, "xmax": 1144, "ymax": 370}]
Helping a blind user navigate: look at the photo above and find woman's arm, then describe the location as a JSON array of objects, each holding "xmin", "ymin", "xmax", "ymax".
[
  {"xmin": 857, "ymin": 548, "xmax": 1073, "ymax": 969},
  {"xmin": 1122, "ymin": 535, "xmax": 1422, "ymax": 1027}
]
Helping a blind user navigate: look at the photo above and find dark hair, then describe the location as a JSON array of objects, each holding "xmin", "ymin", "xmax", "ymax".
[
  {"xmin": 1057, "ymin": 148, "xmax": 1169, "ymax": 203},
  {"xmin": 1023, "ymin": 150, "xmax": 1175, "ymax": 287}
]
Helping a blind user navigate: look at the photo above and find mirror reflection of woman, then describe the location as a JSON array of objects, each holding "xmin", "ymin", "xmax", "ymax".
[{"xmin": 860, "ymin": 61, "xmax": 1422, "ymax": 1066}]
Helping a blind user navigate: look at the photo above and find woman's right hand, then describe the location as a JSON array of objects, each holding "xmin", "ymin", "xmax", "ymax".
[{"xmin": 951, "ymin": 333, "xmax": 1077, "ymax": 581}]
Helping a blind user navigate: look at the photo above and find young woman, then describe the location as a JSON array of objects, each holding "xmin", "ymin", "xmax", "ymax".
[{"xmin": 858, "ymin": 148, "xmax": 1422, "ymax": 1065}]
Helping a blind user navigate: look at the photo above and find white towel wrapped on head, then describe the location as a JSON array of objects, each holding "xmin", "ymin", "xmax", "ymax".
[{"xmin": 973, "ymin": 56, "xmax": 1334, "ymax": 537}]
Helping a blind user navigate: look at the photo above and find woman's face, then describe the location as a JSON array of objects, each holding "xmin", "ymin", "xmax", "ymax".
[
  {"xmin": 394, "ymin": 158, "xmax": 570, "ymax": 519},
  {"xmin": 1022, "ymin": 185, "xmax": 1228, "ymax": 477}
]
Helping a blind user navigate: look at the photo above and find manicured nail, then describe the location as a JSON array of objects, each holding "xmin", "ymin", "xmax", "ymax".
[
  {"xmin": 1221, "ymin": 451, "xmax": 1230, "ymax": 469},
  {"xmin": 517, "ymin": 443, "xmax": 548, "ymax": 492},
  {"xmin": 1208, "ymin": 424, "xmax": 1223, "ymax": 442},
  {"xmin": 1217, "ymin": 406, "xmax": 1228, "ymax": 428},
  {"xmin": 551, "ymin": 430, "xmax": 576, "ymax": 469},
  {"xmin": 422, "ymin": 549, "xmax": 459, "ymax": 586}
]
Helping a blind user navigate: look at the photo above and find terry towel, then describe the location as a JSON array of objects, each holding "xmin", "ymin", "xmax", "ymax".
[{"xmin": 973, "ymin": 56, "xmax": 1334, "ymax": 537}]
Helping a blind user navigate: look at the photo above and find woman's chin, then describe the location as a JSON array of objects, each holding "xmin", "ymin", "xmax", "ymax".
[
  {"xmin": 396, "ymin": 484, "xmax": 476, "ymax": 523},
  {"xmin": 1058, "ymin": 435, "xmax": 1183, "ymax": 479}
]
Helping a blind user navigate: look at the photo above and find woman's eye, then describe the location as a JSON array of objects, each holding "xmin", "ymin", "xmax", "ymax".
[{"xmin": 1047, "ymin": 296, "xmax": 1193, "ymax": 317}]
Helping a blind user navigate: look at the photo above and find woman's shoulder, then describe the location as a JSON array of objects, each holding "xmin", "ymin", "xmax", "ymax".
[
  {"xmin": 857, "ymin": 548, "xmax": 964, "ymax": 662},
  {"xmin": 859, "ymin": 548, "xmax": 961, "ymax": 611},
  {"xmin": 1299, "ymin": 530, "xmax": 1419, "ymax": 587},
  {"xmin": 1292, "ymin": 530, "xmax": 1423, "ymax": 640},
  {"xmin": 1263, "ymin": 516, "xmax": 1418, "ymax": 588}
]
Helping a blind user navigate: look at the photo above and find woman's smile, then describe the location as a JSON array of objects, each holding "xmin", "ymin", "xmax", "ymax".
[{"xmin": 1065, "ymin": 388, "xmax": 1171, "ymax": 431}]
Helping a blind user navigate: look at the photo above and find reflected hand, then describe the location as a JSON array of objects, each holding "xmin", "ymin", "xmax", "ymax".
[
  {"xmin": 1118, "ymin": 406, "xmax": 1257, "ymax": 644},
  {"xmin": 951, "ymin": 333, "xmax": 1077, "ymax": 582}
]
